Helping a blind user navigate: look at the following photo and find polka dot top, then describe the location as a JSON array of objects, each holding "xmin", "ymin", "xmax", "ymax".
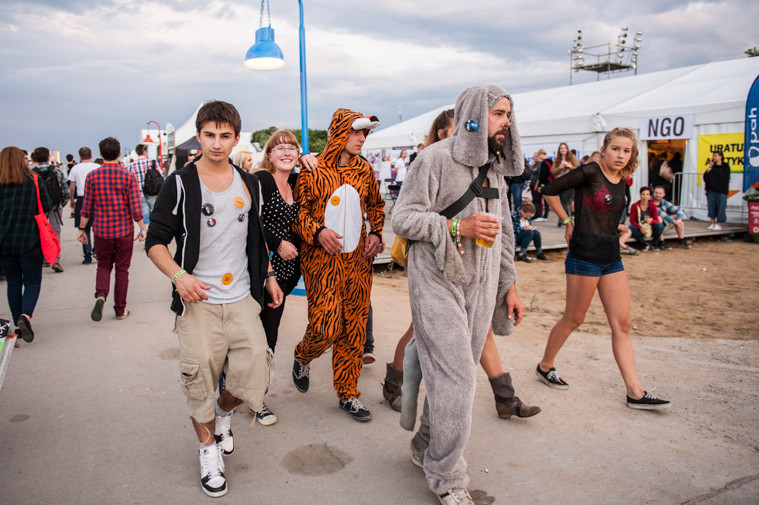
[{"xmin": 259, "ymin": 172, "xmax": 299, "ymax": 282}]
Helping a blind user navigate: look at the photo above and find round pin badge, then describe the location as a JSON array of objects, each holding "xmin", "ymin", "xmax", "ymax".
[
  {"xmin": 233, "ymin": 197, "xmax": 244, "ymax": 209},
  {"xmin": 465, "ymin": 120, "xmax": 479, "ymax": 132},
  {"xmin": 207, "ymin": 218, "xmax": 216, "ymax": 227},
  {"xmin": 330, "ymin": 196, "xmax": 341, "ymax": 206},
  {"xmin": 221, "ymin": 273, "xmax": 233, "ymax": 285},
  {"xmin": 238, "ymin": 214, "xmax": 246, "ymax": 222},
  {"xmin": 604, "ymin": 194, "xmax": 613, "ymax": 205},
  {"xmin": 202, "ymin": 203, "xmax": 215, "ymax": 216}
]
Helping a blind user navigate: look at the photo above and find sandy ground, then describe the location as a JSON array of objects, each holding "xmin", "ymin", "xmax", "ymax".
[{"xmin": 1, "ymin": 229, "xmax": 758, "ymax": 504}]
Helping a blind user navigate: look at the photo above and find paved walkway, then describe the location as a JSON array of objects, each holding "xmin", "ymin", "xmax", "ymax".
[{"xmin": 1, "ymin": 214, "xmax": 757, "ymax": 504}]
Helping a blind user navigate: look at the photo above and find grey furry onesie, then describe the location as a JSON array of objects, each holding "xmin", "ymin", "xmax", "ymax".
[{"xmin": 391, "ymin": 84, "xmax": 523, "ymax": 494}]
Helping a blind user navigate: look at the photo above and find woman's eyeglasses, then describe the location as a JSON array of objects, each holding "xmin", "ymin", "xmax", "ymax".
[{"xmin": 272, "ymin": 147, "xmax": 298, "ymax": 153}]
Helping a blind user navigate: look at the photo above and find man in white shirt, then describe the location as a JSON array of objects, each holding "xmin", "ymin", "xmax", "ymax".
[{"xmin": 68, "ymin": 147, "xmax": 100, "ymax": 264}]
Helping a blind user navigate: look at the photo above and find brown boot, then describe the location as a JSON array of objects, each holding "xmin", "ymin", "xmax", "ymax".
[
  {"xmin": 489, "ymin": 372, "xmax": 541, "ymax": 419},
  {"xmin": 382, "ymin": 363, "xmax": 403, "ymax": 412}
]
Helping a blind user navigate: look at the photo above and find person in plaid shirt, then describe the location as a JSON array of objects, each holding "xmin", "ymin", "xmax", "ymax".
[
  {"xmin": 128, "ymin": 144, "xmax": 159, "ymax": 225},
  {"xmin": 77, "ymin": 137, "xmax": 147, "ymax": 321}
]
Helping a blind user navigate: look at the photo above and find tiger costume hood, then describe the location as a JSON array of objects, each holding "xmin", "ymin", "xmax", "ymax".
[{"xmin": 320, "ymin": 108, "xmax": 380, "ymax": 169}]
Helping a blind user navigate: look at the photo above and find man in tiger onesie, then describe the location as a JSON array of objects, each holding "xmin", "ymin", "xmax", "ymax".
[{"xmin": 291, "ymin": 108, "xmax": 385, "ymax": 422}]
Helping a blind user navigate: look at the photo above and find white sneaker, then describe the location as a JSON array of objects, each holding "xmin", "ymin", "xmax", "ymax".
[
  {"xmin": 198, "ymin": 443, "xmax": 227, "ymax": 497},
  {"xmin": 712, "ymin": 223, "xmax": 722, "ymax": 230},
  {"xmin": 534, "ymin": 217, "xmax": 547, "ymax": 222},
  {"xmin": 214, "ymin": 413, "xmax": 234, "ymax": 456},
  {"xmin": 707, "ymin": 223, "xmax": 716, "ymax": 230},
  {"xmin": 438, "ymin": 488, "xmax": 474, "ymax": 505}
]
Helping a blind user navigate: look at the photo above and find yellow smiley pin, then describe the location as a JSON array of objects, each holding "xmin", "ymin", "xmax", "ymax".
[
  {"xmin": 330, "ymin": 196, "xmax": 341, "ymax": 206},
  {"xmin": 233, "ymin": 197, "xmax": 244, "ymax": 209},
  {"xmin": 221, "ymin": 273, "xmax": 233, "ymax": 285}
]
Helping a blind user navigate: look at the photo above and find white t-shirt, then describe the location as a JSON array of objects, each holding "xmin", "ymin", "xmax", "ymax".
[{"xmin": 67, "ymin": 162, "xmax": 100, "ymax": 196}]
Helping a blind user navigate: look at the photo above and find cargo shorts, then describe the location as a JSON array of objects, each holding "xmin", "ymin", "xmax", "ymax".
[{"xmin": 175, "ymin": 295, "xmax": 271, "ymax": 423}]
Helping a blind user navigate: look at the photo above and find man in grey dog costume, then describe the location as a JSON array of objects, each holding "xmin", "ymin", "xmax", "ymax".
[{"xmin": 391, "ymin": 84, "xmax": 524, "ymax": 505}]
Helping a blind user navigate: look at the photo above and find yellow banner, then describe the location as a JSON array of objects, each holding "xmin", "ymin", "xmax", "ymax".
[{"xmin": 697, "ymin": 133, "xmax": 744, "ymax": 173}]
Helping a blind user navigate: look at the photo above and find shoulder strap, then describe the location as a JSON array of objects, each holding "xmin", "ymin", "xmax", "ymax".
[
  {"xmin": 32, "ymin": 174, "xmax": 44, "ymax": 214},
  {"xmin": 439, "ymin": 163, "xmax": 499, "ymax": 219}
]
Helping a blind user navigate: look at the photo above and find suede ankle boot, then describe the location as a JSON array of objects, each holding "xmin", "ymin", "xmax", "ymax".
[
  {"xmin": 382, "ymin": 363, "xmax": 403, "ymax": 412},
  {"xmin": 489, "ymin": 372, "xmax": 541, "ymax": 419}
]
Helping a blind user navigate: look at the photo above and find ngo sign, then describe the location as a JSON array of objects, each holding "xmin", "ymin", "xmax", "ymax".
[
  {"xmin": 639, "ymin": 114, "xmax": 694, "ymax": 140},
  {"xmin": 744, "ymin": 75, "xmax": 759, "ymax": 191}
]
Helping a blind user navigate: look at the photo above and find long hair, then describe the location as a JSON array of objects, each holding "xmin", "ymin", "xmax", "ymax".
[
  {"xmin": 426, "ymin": 109, "xmax": 454, "ymax": 146},
  {"xmin": 601, "ymin": 127, "xmax": 639, "ymax": 178},
  {"xmin": 551, "ymin": 142, "xmax": 578, "ymax": 176},
  {"xmin": 233, "ymin": 151, "xmax": 252, "ymax": 171},
  {"xmin": 0, "ymin": 146, "xmax": 33, "ymax": 186},
  {"xmin": 258, "ymin": 129, "xmax": 301, "ymax": 173}
]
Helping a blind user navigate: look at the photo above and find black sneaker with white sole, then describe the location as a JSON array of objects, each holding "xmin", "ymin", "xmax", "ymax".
[
  {"xmin": 536, "ymin": 364, "xmax": 569, "ymax": 390},
  {"xmin": 252, "ymin": 402, "xmax": 277, "ymax": 426},
  {"xmin": 292, "ymin": 358, "xmax": 310, "ymax": 392},
  {"xmin": 626, "ymin": 391, "xmax": 671, "ymax": 410},
  {"xmin": 339, "ymin": 397, "xmax": 372, "ymax": 422}
]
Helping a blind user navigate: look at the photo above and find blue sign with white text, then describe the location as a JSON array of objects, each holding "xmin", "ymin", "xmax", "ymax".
[{"xmin": 744, "ymin": 74, "xmax": 759, "ymax": 192}]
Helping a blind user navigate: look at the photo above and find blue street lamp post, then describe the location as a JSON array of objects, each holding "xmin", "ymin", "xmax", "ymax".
[{"xmin": 244, "ymin": 0, "xmax": 310, "ymax": 154}]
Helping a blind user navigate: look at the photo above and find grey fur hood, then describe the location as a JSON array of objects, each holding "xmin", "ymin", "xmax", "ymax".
[{"xmin": 452, "ymin": 83, "xmax": 524, "ymax": 176}]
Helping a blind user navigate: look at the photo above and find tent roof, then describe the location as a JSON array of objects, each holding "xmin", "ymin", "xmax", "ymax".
[{"xmin": 363, "ymin": 57, "xmax": 759, "ymax": 150}]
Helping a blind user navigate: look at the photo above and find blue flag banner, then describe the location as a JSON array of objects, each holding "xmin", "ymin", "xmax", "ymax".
[{"xmin": 744, "ymin": 75, "xmax": 759, "ymax": 192}]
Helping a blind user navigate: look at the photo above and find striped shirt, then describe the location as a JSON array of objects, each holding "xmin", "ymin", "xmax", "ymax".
[{"xmin": 81, "ymin": 163, "xmax": 144, "ymax": 239}]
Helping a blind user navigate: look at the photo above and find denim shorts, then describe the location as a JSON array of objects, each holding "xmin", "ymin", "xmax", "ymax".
[{"xmin": 565, "ymin": 251, "xmax": 624, "ymax": 277}]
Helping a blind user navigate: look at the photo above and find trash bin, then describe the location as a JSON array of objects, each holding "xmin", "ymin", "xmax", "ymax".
[{"xmin": 747, "ymin": 198, "xmax": 759, "ymax": 243}]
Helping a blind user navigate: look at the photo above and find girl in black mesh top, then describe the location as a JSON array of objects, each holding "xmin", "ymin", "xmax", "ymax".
[{"xmin": 535, "ymin": 128, "xmax": 670, "ymax": 410}]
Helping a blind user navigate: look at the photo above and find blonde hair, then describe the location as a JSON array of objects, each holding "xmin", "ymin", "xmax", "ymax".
[
  {"xmin": 601, "ymin": 127, "xmax": 639, "ymax": 178},
  {"xmin": 233, "ymin": 151, "xmax": 252, "ymax": 171},
  {"xmin": 259, "ymin": 129, "xmax": 301, "ymax": 173}
]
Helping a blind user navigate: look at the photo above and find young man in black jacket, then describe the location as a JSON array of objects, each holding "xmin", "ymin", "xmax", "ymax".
[{"xmin": 145, "ymin": 100, "xmax": 282, "ymax": 498}]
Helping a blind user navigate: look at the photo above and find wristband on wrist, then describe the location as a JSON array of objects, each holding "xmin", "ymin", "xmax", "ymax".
[
  {"xmin": 172, "ymin": 269, "xmax": 187, "ymax": 284},
  {"xmin": 78, "ymin": 227, "xmax": 87, "ymax": 231},
  {"xmin": 451, "ymin": 219, "xmax": 458, "ymax": 238},
  {"xmin": 266, "ymin": 271, "xmax": 277, "ymax": 279},
  {"xmin": 562, "ymin": 216, "xmax": 575, "ymax": 225}
]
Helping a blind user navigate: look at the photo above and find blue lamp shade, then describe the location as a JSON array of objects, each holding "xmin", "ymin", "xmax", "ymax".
[{"xmin": 244, "ymin": 26, "xmax": 285, "ymax": 69}]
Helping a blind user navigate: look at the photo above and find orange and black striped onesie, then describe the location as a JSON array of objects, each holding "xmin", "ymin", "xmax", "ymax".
[{"xmin": 292, "ymin": 108, "xmax": 385, "ymax": 401}]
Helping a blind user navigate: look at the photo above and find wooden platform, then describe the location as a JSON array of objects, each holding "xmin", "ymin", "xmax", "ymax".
[{"xmin": 373, "ymin": 200, "xmax": 747, "ymax": 265}]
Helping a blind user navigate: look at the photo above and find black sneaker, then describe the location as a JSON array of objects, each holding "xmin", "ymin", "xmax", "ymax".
[
  {"xmin": 339, "ymin": 397, "xmax": 372, "ymax": 422},
  {"xmin": 678, "ymin": 240, "xmax": 691, "ymax": 249},
  {"xmin": 641, "ymin": 244, "xmax": 651, "ymax": 252},
  {"xmin": 627, "ymin": 391, "xmax": 671, "ymax": 410},
  {"xmin": 16, "ymin": 314, "xmax": 34, "ymax": 343},
  {"xmin": 292, "ymin": 358, "xmax": 310, "ymax": 392},
  {"xmin": 535, "ymin": 364, "xmax": 569, "ymax": 390},
  {"xmin": 91, "ymin": 296, "xmax": 105, "ymax": 322},
  {"xmin": 517, "ymin": 254, "xmax": 532, "ymax": 263},
  {"xmin": 659, "ymin": 242, "xmax": 672, "ymax": 251},
  {"xmin": 536, "ymin": 252, "xmax": 548, "ymax": 261}
]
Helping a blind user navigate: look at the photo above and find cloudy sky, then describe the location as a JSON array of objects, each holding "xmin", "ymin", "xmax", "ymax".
[{"xmin": 2, "ymin": 0, "xmax": 757, "ymax": 158}]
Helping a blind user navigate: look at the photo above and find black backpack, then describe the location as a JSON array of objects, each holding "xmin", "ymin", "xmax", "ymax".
[
  {"xmin": 35, "ymin": 166, "xmax": 64, "ymax": 207},
  {"xmin": 143, "ymin": 161, "xmax": 164, "ymax": 196}
]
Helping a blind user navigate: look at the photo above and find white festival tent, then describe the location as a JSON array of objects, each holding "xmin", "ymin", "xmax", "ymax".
[{"xmin": 364, "ymin": 58, "xmax": 759, "ymax": 222}]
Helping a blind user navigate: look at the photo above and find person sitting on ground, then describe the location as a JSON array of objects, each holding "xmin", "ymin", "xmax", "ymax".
[
  {"xmin": 629, "ymin": 186, "xmax": 665, "ymax": 251},
  {"xmin": 652, "ymin": 185, "xmax": 690, "ymax": 249},
  {"xmin": 512, "ymin": 201, "xmax": 547, "ymax": 262}
]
